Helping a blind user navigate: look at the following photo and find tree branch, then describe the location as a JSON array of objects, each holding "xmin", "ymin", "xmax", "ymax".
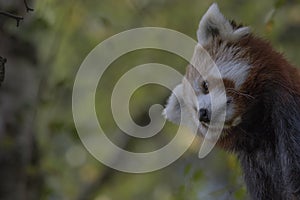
[
  {"xmin": 24, "ymin": 0, "xmax": 34, "ymax": 12},
  {"xmin": 0, "ymin": 11, "xmax": 24, "ymax": 27},
  {"xmin": 0, "ymin": 56, "xmax": 6, "ymax": 86},
  {"xmin": 0, "ymin": 0, "xmax": 35, "ymax": 86}
]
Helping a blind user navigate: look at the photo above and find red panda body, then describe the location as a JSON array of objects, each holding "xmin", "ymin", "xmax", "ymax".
[
  {"xmin": 217, "ymin": 33, "xmax": 300, "ymax": 200},
  {"xmin": 164, "ymin": 4, "xmax": 300, "ymax": 200}
]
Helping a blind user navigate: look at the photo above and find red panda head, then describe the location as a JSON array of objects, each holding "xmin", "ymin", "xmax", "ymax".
[{"xmin": 163, "ymin": 3, "xmax": 291, "ymax": 142}]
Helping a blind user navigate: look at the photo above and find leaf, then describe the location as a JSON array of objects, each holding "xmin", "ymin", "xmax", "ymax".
[
  {"xmin": 184, "ymin": 164, "xmax": 192, "ymax": 175},
  {"xmin": 192, "ymin": 170, "xmax": 203, "ymax": 181},
  {"xmin": 275, "ymin": 0, "xmax": 287, "ymax": 9}
]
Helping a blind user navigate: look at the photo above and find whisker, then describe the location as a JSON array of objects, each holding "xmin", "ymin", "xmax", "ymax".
[
  {"xmin": 238, "ymin": 127, "xmax": 247, "ymax": 135},
  {"xmin": 226, "ymin": 88, "xmax": 255, "ymax": 99}
]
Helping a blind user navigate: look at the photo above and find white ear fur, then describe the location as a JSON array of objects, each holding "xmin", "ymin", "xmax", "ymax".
[
  {"xmin": 232, "ymin": 26, "xmax": 251, "ymax": 39},
  {"xmin": 197, "ymin": 3, "xmax": 250, "ymax": 45},
  {"xmin": 163, "ymin": 84, "xmax": 184, "ymax": 125}
]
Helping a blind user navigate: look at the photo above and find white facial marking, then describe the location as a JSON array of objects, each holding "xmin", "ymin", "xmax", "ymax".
[
  {"xmin": 219, "ymin": 61, "xmax": 250, "ymax": 88},
  {"xmin": 215, "ymin": 43, "xmax": 250, "ymax": 88},
  {"xmin": 197, "ymin": 94, "xmax": 210, "ymax": 110}
]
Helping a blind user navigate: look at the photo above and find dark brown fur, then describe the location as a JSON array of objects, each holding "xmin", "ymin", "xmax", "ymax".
[{"xmin": 215, "ymin": 35, "xmax": 300, "ymax": 200}]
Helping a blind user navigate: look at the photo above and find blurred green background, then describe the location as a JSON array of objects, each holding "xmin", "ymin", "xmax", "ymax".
[{"xmin": 0, "ymin": 0, "xmax": 300, "ymax": 200}]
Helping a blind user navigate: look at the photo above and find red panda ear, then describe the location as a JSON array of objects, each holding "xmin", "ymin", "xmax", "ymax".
[
  {"xmin": 197, "ymin": 3, "xmax": 250, "ymax": 45},
  {"xmin": 163, "ymin": 84, "xmax": 184, "ymax": 125}
]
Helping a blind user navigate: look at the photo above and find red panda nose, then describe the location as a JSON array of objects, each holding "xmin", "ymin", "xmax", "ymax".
[{"xmin": 199, "ymin": 108, "xmax": 210, "ymax": 123}]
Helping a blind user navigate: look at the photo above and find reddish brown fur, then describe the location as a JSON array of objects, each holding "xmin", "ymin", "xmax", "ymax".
[{"xmin": 216, "ymin": 34, "xmax": 300, "ymax": 150}]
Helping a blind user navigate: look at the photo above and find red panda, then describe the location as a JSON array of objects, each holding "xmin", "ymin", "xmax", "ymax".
[{"xmin": 164, "ymin": 3, "xmax": 300, "ymax": 200}]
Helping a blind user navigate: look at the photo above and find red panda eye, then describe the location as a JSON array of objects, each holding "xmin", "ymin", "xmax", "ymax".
[
  {"xmin": 202, "ymin": 81, "xmax": 209, "ymax": 94},
  {"xmin": 227, "ymin": 98, "xmax": 232, "ymax": 105}
]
